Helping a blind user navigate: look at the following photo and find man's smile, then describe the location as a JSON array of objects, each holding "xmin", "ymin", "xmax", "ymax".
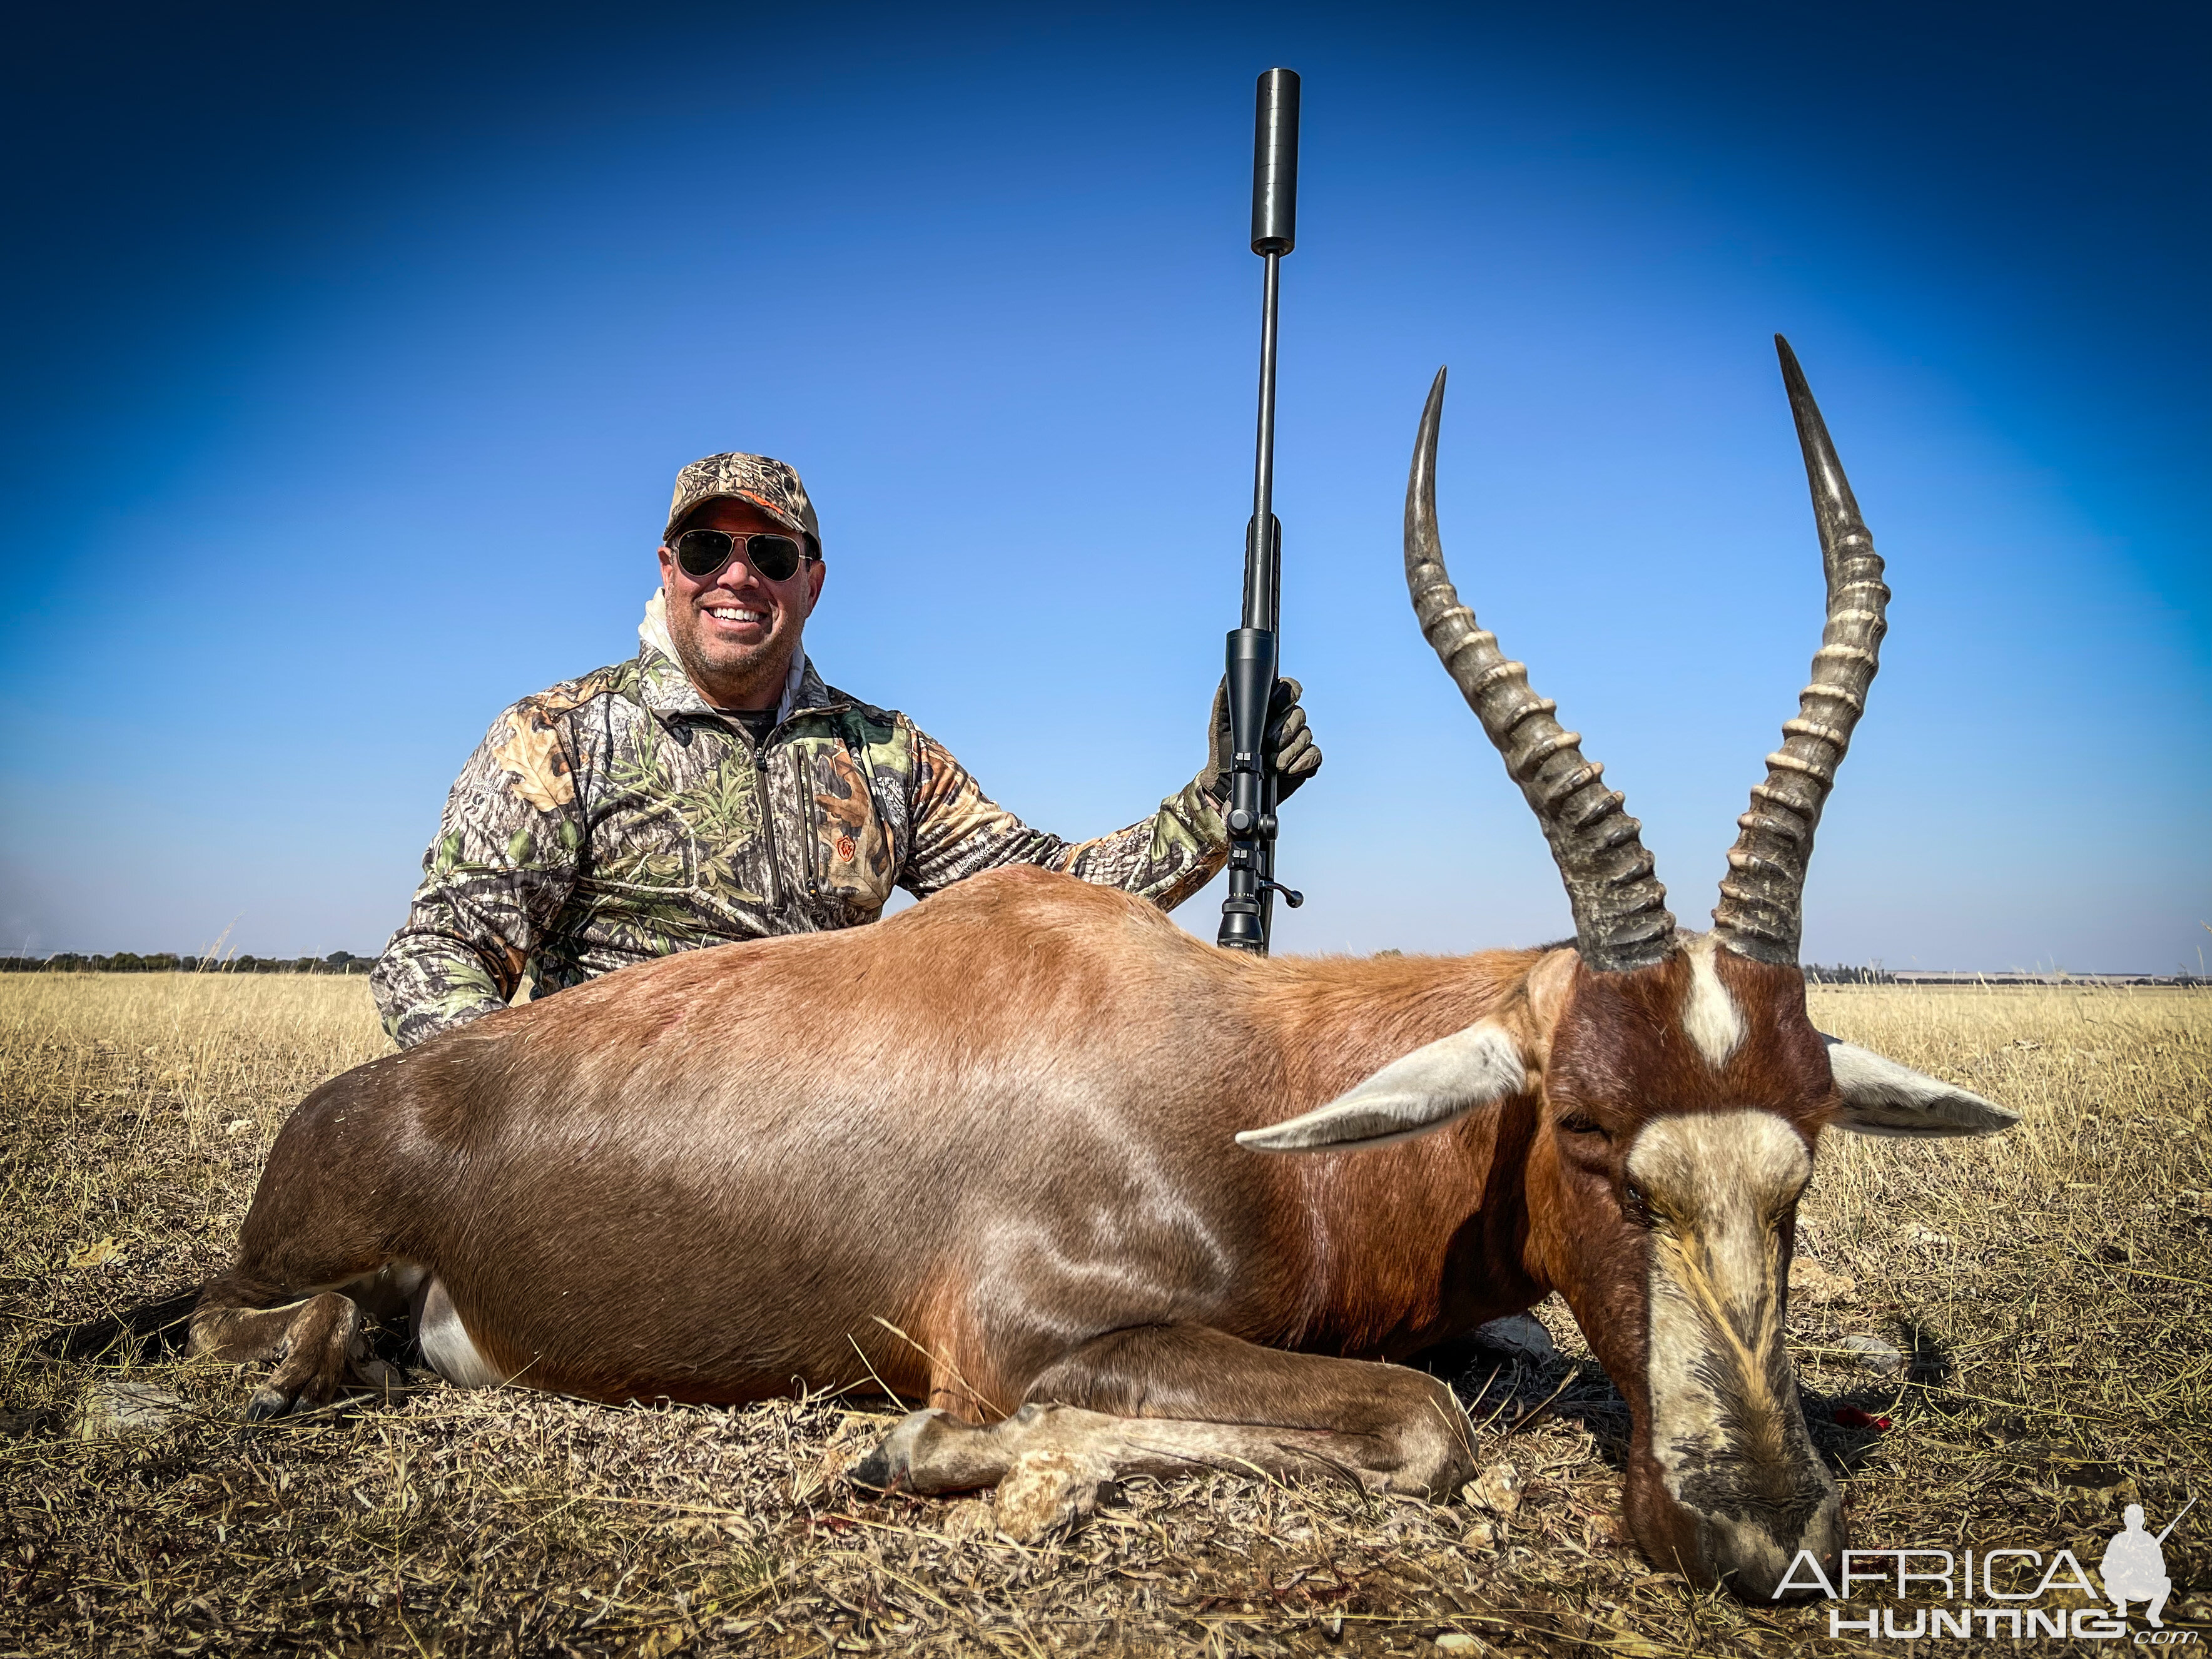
[{"xmin": 703, "ymin": 604, "xmax": 773, "ymax": 633}]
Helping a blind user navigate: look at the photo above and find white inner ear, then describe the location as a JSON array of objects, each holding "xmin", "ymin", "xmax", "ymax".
[
  {"xmin": 1822, "ymin": 1036, "xmax": 2022, "ymax": 1138},
  {"xmin": 1237, "ymin": 1020, "xmax": 1529, "ymax": 1154}
]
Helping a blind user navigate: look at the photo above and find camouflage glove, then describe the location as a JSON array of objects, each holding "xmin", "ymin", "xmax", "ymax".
[{"xmin": 1205, "ymin": 676, "xmax": 1321, "ymax": 806}]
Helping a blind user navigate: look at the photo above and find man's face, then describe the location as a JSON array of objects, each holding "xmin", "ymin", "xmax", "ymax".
[{"xmin": 656, "ymin": 495, "xmax": 828, "ymax": 709}]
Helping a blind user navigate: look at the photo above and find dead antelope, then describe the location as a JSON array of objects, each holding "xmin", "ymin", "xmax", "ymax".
[{"xmin": 192, "ymin": 338, "xmax": 2015, "ymax": 1598}]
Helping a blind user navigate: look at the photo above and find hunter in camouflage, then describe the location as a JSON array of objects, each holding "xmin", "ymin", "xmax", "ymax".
[{"xmin": 372, "ymin": 452, "xmax": 1319, "ymax": 1048}]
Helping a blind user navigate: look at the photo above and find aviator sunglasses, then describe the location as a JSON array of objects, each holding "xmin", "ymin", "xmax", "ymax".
[{"xmin": 670, "ymin": 528, "xmax": 814, "ymax": 584}]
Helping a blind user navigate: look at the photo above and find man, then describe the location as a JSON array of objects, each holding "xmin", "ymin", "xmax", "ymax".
[
  {"xmin": 372, "ymin": 452, "xmax": 1319, "ymax": 1048},
  {"xmin": 2101, "ymin": 1504, "xmax": 2173, "ymax": 1628}
]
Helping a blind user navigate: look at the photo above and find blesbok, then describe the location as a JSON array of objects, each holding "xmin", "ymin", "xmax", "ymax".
[{"xmin": 192, "ymin": 338, "xmax": 2016, "ymax": 1598}]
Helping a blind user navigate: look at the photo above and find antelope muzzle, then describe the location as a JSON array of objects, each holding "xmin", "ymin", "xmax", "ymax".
[{"xmin": 1623, "ymin": 1110, "xmax": 1842, "ymax": 1598}]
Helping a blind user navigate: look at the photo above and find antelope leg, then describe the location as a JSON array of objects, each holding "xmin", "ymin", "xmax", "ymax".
[{"xmin": 852, "ymin": 1322, "xmax": 1476, "ymax": 1537}]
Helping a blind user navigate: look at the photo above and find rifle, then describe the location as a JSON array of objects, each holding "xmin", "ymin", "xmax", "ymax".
[
  {"xmin": 2154, "ymin": 1495, "xmax": 2197, "ymax": 1546},
  {"xmin": 1217, "ymin": 67, "xmax": 1306, "ymax": 955}
]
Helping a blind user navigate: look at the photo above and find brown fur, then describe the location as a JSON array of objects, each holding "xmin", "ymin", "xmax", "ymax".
[{"xmin": 194, "ymin": 864, "xmax": 1849, "ymax": 1590}]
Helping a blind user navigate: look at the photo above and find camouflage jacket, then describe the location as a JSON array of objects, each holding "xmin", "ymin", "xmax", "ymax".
[{"xmin": 371, "ymin": 597, "xmax": 1229, "ymax": 1048}]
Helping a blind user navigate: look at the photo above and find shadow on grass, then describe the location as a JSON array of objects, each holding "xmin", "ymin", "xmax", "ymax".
[
  {"xmin": 1417, "ymin": 1332, "xmax": 1638, "ymax": 1468},
  {"xmin": 1421, "ymin": 1316, "xmax": 1976, "ymax": 1483},
  {"xmin": 38, "ymin": 1282, "xmax": 200, "ymax": 1363}
]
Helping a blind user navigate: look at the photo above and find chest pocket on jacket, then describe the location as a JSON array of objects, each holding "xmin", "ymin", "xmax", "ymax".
[{"xmin": 805, "ymin": 743, "xmax": 894, "ymax": 915}]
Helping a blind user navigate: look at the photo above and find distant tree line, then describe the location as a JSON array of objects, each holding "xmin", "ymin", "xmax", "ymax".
[
  {"xmin": 0, "ymin": 951, "xmax": 375, "ymax": 975},
  {"xmin": 1802, "ymin": 963, "xmax": 2201, "ymax": 987}
]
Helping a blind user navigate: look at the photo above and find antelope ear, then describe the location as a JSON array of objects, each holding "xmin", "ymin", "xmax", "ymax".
[
  {"xmin": 1237, "ymin": 1020, "xmax": 1530, "ymax": 1153},
  {"xmin": 1822, "ymin": 1035, "xmax": 2021, "ymax": 1138}
]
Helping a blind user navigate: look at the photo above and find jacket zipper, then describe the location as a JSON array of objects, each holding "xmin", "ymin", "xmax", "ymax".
[
  {"xmin": 753, "ymin": 738, "xmax": 785, "ymax": 910},
  {"xmin": 799, "ymin": 749, "xmax": 821, "ymax": 898},
  {"xmin": 746, "ymin": 700, "xmax": 854, "ymax": 916}
]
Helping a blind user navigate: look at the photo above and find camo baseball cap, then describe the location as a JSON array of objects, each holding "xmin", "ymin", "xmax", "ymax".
[{"xmin": 663, "ymin": 452, "xmax": 821, "ymax": 554}]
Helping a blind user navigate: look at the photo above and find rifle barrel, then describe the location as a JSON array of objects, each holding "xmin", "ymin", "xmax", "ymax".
[
  {"xmin": 1246, "ymin": 249, "xmax": 1282, "ymax": 632},
  {"xmin": 1219, "ymin": 68, "xmax": 1301, "ymax": 956},
  {"xmin": 2154, "ymin": 1494, "xmax": 2197, "ymax": 1545},
  {"xmin": 1247, "ymin": 65, "xmax": 1298, "ymax": 634}
]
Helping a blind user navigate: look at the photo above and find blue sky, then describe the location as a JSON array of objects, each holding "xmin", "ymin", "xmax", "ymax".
[{"xmin": 1, "ymin": 1, "xmax": 2204, "ymax": 972}]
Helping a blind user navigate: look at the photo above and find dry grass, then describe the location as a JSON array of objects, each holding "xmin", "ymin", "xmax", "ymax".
[{"xmin": 1, "ymin": 974, "xmax": 2207, "ymax": 1656}]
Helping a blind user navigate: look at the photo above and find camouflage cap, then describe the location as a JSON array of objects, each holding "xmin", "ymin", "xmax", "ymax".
[{"xmin": 664, "ymin": 452, "xmax": 821, "ymax": 554}]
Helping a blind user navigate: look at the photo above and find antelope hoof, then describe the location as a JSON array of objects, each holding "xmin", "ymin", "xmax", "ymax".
[
  {"xmin": 245, "ymin": 1382, "xmax": 308, "ymax": 1421},
  {"xmin": 851, "ymin": 1408, "xmax": 956, "ymax": 1491}
]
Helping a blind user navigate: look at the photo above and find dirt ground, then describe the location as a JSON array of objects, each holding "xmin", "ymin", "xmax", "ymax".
[{"xmin": 2, "ymin": 972, "xmax": 2207, "ymax": 1656}]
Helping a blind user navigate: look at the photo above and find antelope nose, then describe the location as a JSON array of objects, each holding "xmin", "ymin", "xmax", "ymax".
[{"xmin": 1705, "ymin": 1488, "xmax": 1845, "ymax": 1601}]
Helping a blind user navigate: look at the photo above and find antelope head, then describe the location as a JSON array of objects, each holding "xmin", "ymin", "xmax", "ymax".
[{"xmin": 1244, "ymin": 342, "xmax": 2017, "ymax": 1598}]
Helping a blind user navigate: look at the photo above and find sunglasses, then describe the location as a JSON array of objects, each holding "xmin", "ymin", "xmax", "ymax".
[{"xmin": 671, "ymin": 528, "xmax": 814, "ymax": 583}]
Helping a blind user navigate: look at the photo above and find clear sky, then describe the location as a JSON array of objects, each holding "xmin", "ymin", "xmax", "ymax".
[{"xmin": 1, "ymin": 1, "xmax": 2204, "ymax": 973}]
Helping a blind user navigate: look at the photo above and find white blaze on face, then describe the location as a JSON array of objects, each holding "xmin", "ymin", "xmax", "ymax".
[
  {"xmin": 1679, "ymin": 933, "xmax": 1747, "ymax": 1068},
  {"xmin": 1628, "ymin": 1110, "xmax": 1825, "ymax": 1561}
]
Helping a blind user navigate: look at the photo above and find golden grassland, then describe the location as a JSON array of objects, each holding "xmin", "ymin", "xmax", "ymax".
[{"xmin": 1, "ymin": 973, "xmax": 2207, "ymax": 1656}]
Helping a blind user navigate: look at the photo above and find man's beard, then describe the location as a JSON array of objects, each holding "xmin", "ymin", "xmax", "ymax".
[{"xmin": 670, "ymin": 611, "xmax": 796, "ymax": 701}]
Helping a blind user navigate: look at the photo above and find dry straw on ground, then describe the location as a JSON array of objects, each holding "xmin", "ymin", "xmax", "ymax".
[{"xmin": 2, "ymin": 973, "xmax": 2207, "ymax": 1656}]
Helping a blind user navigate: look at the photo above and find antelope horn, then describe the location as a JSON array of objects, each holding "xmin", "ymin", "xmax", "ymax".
[
  {"xmin": 1710, "ymin": 337, "xmax": 1892, "ymax": 964},
  {"xmin": 1404, "ymin": 367, "xmax": 1676, "ymax": 972}
]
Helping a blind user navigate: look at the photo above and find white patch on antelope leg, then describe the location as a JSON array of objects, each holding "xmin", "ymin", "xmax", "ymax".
[
  {"xmin": 854, "ymin": 1399, "xmax": 1471, "ymax": 1540},
  {"xmin": 1678, "ymin": 933, "xmax": 1746, "ymax": 1069},
  {"xmin": 1626, "ymin": 1112, "xmax": 1812, "ymax": 1504},
  {"xmin": 415, "ymin": 1275, "xmax": 505, "ymax": 1388}
]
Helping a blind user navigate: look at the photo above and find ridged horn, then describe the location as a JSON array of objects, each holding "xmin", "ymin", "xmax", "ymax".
[
  {"xmin": 1710, "ymin": 337, "xmax": 1891, "ymax": 965},
  {"xmin": 1404, "ymin": 367, "xmax": 1676, "ymax": 972}
]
